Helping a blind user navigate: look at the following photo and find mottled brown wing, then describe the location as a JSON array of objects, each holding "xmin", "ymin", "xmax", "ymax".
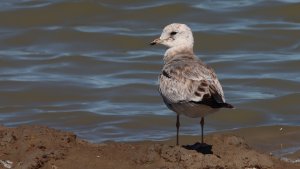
[{"xmin": 160, "ymin": 59, "xmax": 225, "ymax": 104}]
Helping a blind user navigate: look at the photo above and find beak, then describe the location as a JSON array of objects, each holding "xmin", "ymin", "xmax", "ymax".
[{"xmin": 150, "ymin": 38, "xmax": 162, "ymax": 45}]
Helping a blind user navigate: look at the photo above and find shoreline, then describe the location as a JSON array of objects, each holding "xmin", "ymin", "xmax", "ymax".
[{"xmin": 0, "ymin": 125, "xmax": 299, "ymax": 169}]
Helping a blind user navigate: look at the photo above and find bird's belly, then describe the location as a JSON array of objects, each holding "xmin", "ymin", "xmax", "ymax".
[{"xmin": 166, "ymin": 102, "xmax": 218, "ymax": 118}]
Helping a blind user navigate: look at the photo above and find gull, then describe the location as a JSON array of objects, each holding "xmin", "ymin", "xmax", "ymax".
[{"xmin": 150, "ymin": 23, "xmax": 234, "ymax": 145}]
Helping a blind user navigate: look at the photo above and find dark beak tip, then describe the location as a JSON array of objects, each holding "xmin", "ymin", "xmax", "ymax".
[{"xmin": 150, "ymin": 42, "xmax": 156, "ymax": 46}]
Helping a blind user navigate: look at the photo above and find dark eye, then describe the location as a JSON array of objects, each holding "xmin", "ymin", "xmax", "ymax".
[{"xmin": 170, "ymin": 31, "xmax": 177, "ymax": 36}]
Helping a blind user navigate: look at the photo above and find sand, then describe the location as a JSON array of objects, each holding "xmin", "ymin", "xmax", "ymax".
[{"xmin": 0, "ymin": 125, "xmax": 299, "ymax": 169}]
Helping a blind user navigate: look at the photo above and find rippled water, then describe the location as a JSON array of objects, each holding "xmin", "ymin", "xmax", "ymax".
[{"xmin": 0, "ymin": 0, "xmax": 299, "ymax": 143}]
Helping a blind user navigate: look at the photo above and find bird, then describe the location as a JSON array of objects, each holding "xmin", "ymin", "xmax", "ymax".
[{"xmin": 150, "ymin": 23, "xmax": 234, "ymax": 145}]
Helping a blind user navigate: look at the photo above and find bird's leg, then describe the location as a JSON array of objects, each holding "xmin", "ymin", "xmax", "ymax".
[
  {"xmin": 200, "ymin": 117, "xmax": 204, "ymax": 144},
  {"xmin": 176, "ymin": 114, "xmax": 180, "ymax": 145}
]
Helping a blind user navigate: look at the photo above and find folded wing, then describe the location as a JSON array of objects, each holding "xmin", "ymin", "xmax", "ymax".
[{"xmin": 159, "ymin": 57, "xmax": 231, "ymax": 108}]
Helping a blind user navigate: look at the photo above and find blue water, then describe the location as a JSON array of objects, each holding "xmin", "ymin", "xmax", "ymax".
[{"xmin": 0, "ymin": 0, "xmax": 299, "ymax": 143}]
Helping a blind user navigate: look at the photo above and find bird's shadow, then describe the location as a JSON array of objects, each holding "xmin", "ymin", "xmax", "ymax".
[{"xmin": 182, "ymin": 142, "xmax": 213, "ymax": 154}]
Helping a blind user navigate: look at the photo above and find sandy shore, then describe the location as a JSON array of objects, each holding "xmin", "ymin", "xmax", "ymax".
[{"xmin": 0, "ymin": 125, "xmax": 299, "ymax": 169}]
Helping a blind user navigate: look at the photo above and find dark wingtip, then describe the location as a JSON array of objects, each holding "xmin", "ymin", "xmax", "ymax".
[
  {"xmin": 189, "ymin": 100, "xmax": 235, "ymax": 109},
  {"xmin": 223, "ymin": 103, "xmax": 234, "ymax": 109}
]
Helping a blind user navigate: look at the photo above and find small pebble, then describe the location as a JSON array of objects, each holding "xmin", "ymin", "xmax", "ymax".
[{"xmin": 0, "ymin": 160, "xmax": 13, "ymax": 169}]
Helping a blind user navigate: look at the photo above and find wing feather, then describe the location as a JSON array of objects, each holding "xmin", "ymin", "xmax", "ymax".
[{"xmin": 159, "ymin": 56, "xmax": 225, "ymax": 105}]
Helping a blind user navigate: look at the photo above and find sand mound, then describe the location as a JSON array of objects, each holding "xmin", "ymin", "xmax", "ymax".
[{"xmin": 0, "ymin": 125, "xmax": 299, "ymax": 169}]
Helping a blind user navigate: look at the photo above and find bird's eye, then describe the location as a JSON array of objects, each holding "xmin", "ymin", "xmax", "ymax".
[{"xmin": 170, "ymin": 31, "xmax": 177, "ymax": 36}]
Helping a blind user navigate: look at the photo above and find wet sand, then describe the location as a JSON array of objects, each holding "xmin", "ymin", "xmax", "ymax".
[{"xmin": 0, "ymin": 125, "xmax": 299, "ymax": 169}]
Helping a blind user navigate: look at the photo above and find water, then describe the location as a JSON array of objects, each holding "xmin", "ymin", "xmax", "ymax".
[{"xmin": 0, "ymin": 0, "xmax": 299, "ymax": 144}]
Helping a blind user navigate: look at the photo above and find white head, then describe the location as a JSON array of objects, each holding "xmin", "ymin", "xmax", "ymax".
[{"xmin": 150, "ymin": 23, "xmax": 194, "ymax": 49}]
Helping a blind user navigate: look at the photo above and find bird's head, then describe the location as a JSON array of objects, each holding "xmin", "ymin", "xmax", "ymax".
[{"xmin": 150, "ymin": 23, "xmax": 194, "ymax": 49}]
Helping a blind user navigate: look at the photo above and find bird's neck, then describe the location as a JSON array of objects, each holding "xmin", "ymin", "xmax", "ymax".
[{"xmin": 164, "ymin": 45, "xmax": 195, "ymax": 63}]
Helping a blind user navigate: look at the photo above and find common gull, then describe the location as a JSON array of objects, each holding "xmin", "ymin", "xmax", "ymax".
[{"xmin": 151, "ymin": 23, "xmax": 234, "ymax": 145}]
